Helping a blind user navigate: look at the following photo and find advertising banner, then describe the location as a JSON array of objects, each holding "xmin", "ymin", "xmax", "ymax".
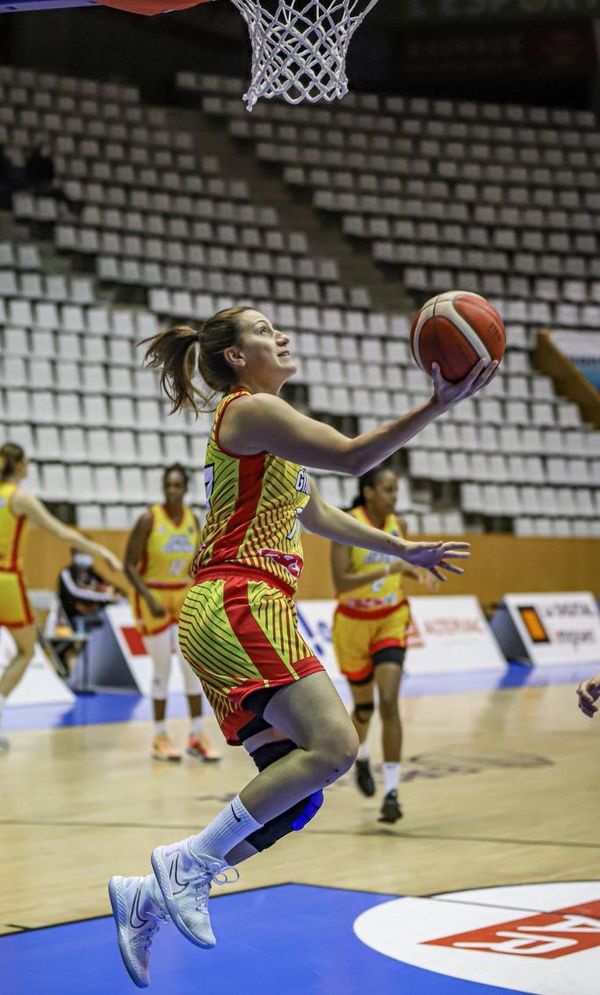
[
  {"xmin": 0, "ymin": 629, "xmax": 74, "ymax": 706},
  {"xmin": 297, "ymin": 596, "xmax": 506, "ymax": 679},
  {"xmin": 104, "ymin": 603, "xmax": 193, "ymax": 696},
  {"xmin": 404, "ymin": 596, "xmax": 507, "ymax": 675},
  {"xmin": 500, "ymin": 592, "xmax": 600, "ymax": 667}
]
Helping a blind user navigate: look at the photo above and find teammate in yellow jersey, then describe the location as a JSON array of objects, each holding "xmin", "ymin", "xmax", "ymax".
[
  {"xmin": 0, "ymin": 442, "xmax": 121, "ymax": 751},
  {"xmin": 108, "ymin": 305, "xmax": 497, "ymax": 988},
  {"xmin": 125, "ymin": 463, "xmax": 219, "ymax": 763},
  {"xmin": 331, "ymin": 465, "xmax": 437, "ymax": 823}
]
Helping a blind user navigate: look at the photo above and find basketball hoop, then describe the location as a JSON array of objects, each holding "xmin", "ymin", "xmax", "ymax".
[{"xmin": 229, "ymin": 0, "xmax": 382, "ymax": 111}]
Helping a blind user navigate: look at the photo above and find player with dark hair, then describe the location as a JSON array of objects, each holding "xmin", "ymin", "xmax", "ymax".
[
  {"xmin": 124, "ymin": 463, "xmax": 219, "ymax": 762},
  {"xmin": 108, "ymin": 306, "xmax": 496, "ymax": 988},
  {"xmin": 0, "ymin": 442, "xmax": 121, "ymax": 750},
  {"xmin": 330, "ymin": 464, "xmax": 436, "ymax": 822}
]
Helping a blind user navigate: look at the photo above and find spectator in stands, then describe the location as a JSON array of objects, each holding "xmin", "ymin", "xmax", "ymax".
[
  {"xmin": 577, "ymin": 673, "xmax": 600, "ymax": 717},
  {"xmin": 52, "ymin": 550, "xmax": 124, "ymax": 676},
  {"xmin": 0, "ymin": 442, "xmax": 121, "ymax": 750},
  {"xmin": 23, "ymin": 141, "xmax": 80, "ymax": 214},
  {"xmin": 125, "ymin": 463, "xmax": 220, "ymax": 763},
  {"xmin": 0, "ymin": 145, "xmax": 17, "ymax": 207},
  {"xmin": 24, "ymin": 143, "xmax": 54, "ymax": 188},
  {"xmin": 59, "ymin": 547, "xmax": 124, "ymax": 630},
  {"xmin": 330, "ymin": 464, "xmax": 437, "ymax": 823}
]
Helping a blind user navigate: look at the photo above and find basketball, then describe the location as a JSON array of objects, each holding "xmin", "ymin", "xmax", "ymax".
[
  {"xmin": 97, "ymin": 0, "xmax": 210, "ymax": 14},
  {"xmin": 409, "ymin": 290, "xmax": 506, "ymax": 383}
]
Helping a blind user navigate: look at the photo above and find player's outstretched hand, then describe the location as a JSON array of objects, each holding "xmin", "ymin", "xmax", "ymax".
[
  {"xmin": 399, "ymin": 540, "xmax": 470, "ymax": 583},
  {"xmin": 576, "ymin": 673, "xmax": 600, "ymax": 718},
  {"xmin": 432, "ymin": 359, "xmax": 499, "ymax": 411}
]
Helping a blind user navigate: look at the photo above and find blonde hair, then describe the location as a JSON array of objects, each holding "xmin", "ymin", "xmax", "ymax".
[
  {"xmin": 0, "ymin": 442, "xmax": 25, "ymax": 481},
  {"xmin": 141, "ymin": 305, "xmax": 251, "ymax": 415}
]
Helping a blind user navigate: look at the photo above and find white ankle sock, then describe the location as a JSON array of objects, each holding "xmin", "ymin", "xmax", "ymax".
[
  {"xmin": 154, "ymin": 721, "xmax": 167, "ymax": 736},
  {"xmin": 383, "ymin": 762, "xmax": 401, "ymax": 795},
  {"xmin": 357, "ymin": 740, "xmax": 369, "ymax": 761},
  {"xmin": 0, "ymin": 693, "xmax": 5, "ymax": 724},
  {"xmin": 188, "ymin": 795, "xmax": 263, "ymax": 861},
  {"xmin": 190, "ymin": 715, "xmax": 204, "ymax": 735}
]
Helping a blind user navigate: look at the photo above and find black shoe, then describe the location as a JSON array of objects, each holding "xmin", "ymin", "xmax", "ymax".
[
  {"xmin": 354, "ymin": 759, "xmax": 376, "ymax": 797},
  {"xmin": 378, "ymin": 790, "xmax": 402, "ymax": 823}
]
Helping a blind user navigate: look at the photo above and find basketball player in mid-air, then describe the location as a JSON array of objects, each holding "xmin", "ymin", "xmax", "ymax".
[
  {"xmin": 0, "ymin": 442, "xmax": 121, "ymax": 750},
  {"xmin": 331, "ymin": 464, "xmax": 437, "ymax": 823},
  {"xmin": 108, "ymin": 306, "xmax": 497, "ymax": 987},
  {"xmin": 125, "ymin": 463, "xmax": 219, "ymax": 762}
]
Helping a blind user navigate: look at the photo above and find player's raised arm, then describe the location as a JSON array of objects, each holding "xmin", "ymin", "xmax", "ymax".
[
  {"xmin": 220, "ymin": 361, "xmax": 496, "ymax": 475},
  {"xmin": 303, "ymin": 477, "xmax": 469, "ymax": 583}
]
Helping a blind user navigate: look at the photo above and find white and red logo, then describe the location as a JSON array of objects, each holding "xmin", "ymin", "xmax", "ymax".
[
  {"xmin": 354, "ymin": 882, "xmax": 600, "ymax": 994},
  {"xmin": 259, "ymin": 548, "xmax": 303, "ymax": 579}
]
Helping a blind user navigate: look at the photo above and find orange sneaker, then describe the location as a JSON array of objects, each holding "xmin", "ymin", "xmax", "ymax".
[
  {"xmin": 187, "ymin": 733, "xmax": 221, "ymax": 763},
  {"xmin": 151, "ymin": 733, "xmax": 182, "ymax": 762}
]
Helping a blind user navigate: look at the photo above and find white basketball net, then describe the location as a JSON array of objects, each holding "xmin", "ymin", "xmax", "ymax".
[{"xmin": 229, "ymin": 0, "xmax": 383, "ymax": 111}]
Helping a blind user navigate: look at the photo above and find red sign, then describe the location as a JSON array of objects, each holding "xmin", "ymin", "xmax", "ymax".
[
  {"xmin": 426, "ymin": 901, "xmax": 600, "ymax": 960},
  {"xmin": 121, "ymin": 626, "xmax": 147, "ymax": 657}
]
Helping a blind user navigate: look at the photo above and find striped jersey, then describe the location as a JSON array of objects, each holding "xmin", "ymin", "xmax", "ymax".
[
  {"xmin": 0, "ymin": 483, "xmax": 28, "ymax": 573},
  {"xmin": 140, "ymin": 504, "xmax": 199, "ymax": 588},
  {"xmin": 336, "ymin": 505, "xmax": 405, "ymax": 617},
  {"xmin": 193, "ymin": 389, "xmax": 311, "ymax": 591}
]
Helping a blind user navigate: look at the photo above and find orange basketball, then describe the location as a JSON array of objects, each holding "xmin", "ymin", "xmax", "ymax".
[
  {"xmin": 409, "ymin": 290, "xmax": 506, "ymax": 383},
  {"xmin": 97, "ymin": 0, "xmax": 211, "ymax": 14}
]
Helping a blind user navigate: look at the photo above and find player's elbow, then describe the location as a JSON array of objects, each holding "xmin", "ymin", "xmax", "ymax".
[
  {"xmin": 344, "ymin": 450, "xmax": 372, "ymax": 477},
  {"xmin": 333, "ymin": 442, "xmax": 367, "ymax": 477}
]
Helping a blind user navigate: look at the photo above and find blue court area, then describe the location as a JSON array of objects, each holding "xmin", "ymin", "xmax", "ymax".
[
  {"xmin": 3, "ymin": 660, "xmax": 594, "ymax": 732},
  {"xmin": 0, "ymin": 884, "xmax": 527, "ymax": 995}
]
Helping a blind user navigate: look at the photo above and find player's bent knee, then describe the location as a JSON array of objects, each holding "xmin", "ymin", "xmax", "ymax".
[
  {"xmin": 319, "ymin": 725, "xmax": 359, "ymax": 774},
  {"xmin": 353, "ymin": 701, "xmax": 374, "ymax": 724},
  {"xmin": 246, "ymin": 737, "xmax": 325, "ymax": 851}
]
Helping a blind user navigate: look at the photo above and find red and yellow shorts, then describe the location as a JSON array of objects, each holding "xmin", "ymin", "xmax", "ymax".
[
  {"xmin": 178, "ymin": 566, "xmax": 323, "ymax": 745},
  {"xmin": 332, "ymin": 600, "xmax": 411, "ymax": 684},
  {"xmin": 0, "ymin": 570, "xmax": 34, "ymax": 628},
  {"xmin": 133, "ymin": 583, "xmax": 189, "ymax": 637}
]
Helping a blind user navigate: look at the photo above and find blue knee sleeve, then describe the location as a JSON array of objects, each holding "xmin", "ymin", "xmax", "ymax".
[{"xmin": 291, "ymin": 790, "xmax": 324, "ymax": 831}]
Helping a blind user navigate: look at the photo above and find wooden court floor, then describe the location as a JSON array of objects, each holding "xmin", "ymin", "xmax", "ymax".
[{"xmin": 1, "ymin": 680, "xmax": 598, "ymax": 935}]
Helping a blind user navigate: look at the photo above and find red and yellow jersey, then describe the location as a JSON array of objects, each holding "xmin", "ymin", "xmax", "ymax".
[
  {"xmin": 336, "ymin": 505, "xmax": 406, "ymax": 618},
  {"xmin": 193, "ymin": 389, "xmax": 311, "ymax": 592},
  {"xmin": 140, "ymin": 503, "xmax": 199, "ymax": 589},
  {"xmin": 0, "ymin": 482, "xmax": 28, "ymax": 573}
]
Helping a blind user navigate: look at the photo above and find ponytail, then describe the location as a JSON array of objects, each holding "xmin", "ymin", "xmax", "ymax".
[
  {"xmin": 142, "ymin": 325, "xmax": 203, "ymax": 415},
  {"xmin": 141, "ymin": 305, "xmax": 251, "ymax": 416},
  {"xmin": 0, "ymin": 442, "xmax": 25, "ymax": 481}
]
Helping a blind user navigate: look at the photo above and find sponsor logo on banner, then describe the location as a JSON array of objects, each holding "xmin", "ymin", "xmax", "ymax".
[
  {"xmin": 354, "ymin": 881, "xmax": 600, "ymax": 995},
  {"xmin": 504, "ymin": 592, "xmax": 600, "ymax": 666},
  {"xmin": 405, "ymin": 596, "xmax": 506, "ymax": 675},
  {"xmin": 296, "ymin": 596, "xmax": 506, "ymax": 678}
]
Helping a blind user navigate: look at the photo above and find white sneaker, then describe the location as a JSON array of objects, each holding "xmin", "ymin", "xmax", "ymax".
[
  {"xmin": 151, "ymin": 843, "xmax": 237, "ymax": 948},
  {"xmin": 108, "ymin": 875, "xmax": 167, "ymax": 988}
]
